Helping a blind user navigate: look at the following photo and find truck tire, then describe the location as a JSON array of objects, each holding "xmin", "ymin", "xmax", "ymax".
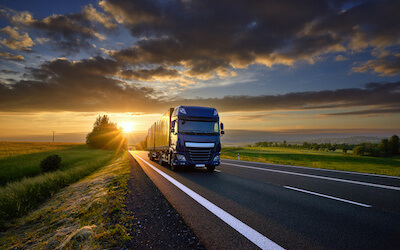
[
  {"xmin": 207, "ymin": 166, "xmax": 215, "ymax": 172},
  {"xmin": 158, "ymin": 155, "xmax": 163, "ymax": 166}
]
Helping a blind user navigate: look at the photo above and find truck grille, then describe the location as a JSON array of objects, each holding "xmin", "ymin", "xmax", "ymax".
[{"xmin": 187, "ymin": 147, "xmax": 213, "ymax": 163}]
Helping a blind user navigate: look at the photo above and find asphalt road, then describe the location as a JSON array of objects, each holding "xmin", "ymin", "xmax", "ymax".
[{"xmin": 129, "ymin": 151, "xmax": 400, "ymax": 249}]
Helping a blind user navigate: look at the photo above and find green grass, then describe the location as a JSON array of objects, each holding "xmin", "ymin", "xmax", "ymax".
[
  {"xmin": 0, "ymin": 144, "xmax": 108, "ymax": 186},
  {"xmin": 221, "ymin": 147, "xmax": 400, "ymax": 177},
  {"xmin": 0, "ymin": 142, "xmax": 118, "ymax": 225},
  {"xmin": 0, "ymin": 141, "xmax": 81, "ymax": 158}
]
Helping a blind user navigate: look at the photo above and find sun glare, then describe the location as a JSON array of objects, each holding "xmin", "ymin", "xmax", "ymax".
[{"xmin": 120, "ymin": 122, "xmax": 135, "ymax": 133}]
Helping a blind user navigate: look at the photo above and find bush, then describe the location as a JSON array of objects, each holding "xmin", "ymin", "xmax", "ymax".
[{"xmin": 40, "ymin": 154, "xmax": 62, "ymax": 172}]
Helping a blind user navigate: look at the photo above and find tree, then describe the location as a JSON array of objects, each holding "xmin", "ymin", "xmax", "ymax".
[
  {"xmin": 389, "ymin": 134, "xmax": 400, "ymax": 155},
  {"xmin": 86, "ymin": 115, "xmax": 127, "ymax": 151},
  {"xmin": 379, "ymin": 139, "xmax": 390, "ymax": 157},
  {"xmin": 353, "ymin": 146, "xmax": 365, "ymax": 156}
]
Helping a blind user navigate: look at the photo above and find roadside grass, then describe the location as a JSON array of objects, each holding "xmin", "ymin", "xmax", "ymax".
[
  {"xmin": 221, "ymin": 147, "xmax": 400, "ymax": 177},
  {"xmin": 0, "ymin": 153, "xmax": 132, "ymax": 249},
  {"xmin": 0, "ymin": 144, "xmax": 117, "ymax": 225},
  {"xmin": 0, "ymin": 144, "xmax": 107, "ymax": 186}
]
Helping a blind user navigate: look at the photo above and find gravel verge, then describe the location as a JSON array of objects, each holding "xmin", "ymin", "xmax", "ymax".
[{"xmin": 125, "ymin": 154, "xmax": 205, "ymax": 249}]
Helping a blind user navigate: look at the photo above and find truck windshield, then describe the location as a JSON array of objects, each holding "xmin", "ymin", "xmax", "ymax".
[{"xmin": 179, "ymin": 120, "xmax": 219, "ymax": 135}]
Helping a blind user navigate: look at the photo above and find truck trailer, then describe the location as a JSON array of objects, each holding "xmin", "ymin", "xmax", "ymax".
[{"xmin": 147, "ymin": 106, "xmax": 224, "ymax": 172}]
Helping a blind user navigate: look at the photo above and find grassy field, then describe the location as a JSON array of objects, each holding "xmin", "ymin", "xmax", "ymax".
[
  {"xmin": 0, "ymin": 142, "xmax": 112, "ymax": 186},
  {"xmin": 0, "ymin": 153, "xmax": 132, "ymax": 249},
  {"xmin": 0, "ymin": 142, "xmax": 118, "ymax": 224},
  {"xmin": 221, "ymin": 147, "xmax": 400, "ymax": 177}
]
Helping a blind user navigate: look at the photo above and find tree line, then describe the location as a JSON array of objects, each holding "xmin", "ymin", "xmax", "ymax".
[{"xmin": 254, "ymin": 134, "xmax": 400, "ymax": 157}]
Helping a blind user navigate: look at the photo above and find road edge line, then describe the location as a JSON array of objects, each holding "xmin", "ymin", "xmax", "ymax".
[{"xmin": 132, "ymin": 153, "xmax": 284, "ymax": 250}]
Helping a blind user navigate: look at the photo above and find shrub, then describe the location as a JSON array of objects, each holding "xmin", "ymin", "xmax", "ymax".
[{"xmin": 40, "ymin": 154, "xmax": 62, "ymax": 172}]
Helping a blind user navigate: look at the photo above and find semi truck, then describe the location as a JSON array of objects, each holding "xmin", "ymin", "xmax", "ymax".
[{"xmin": 147, "ymin": 106, "xmax": 224, "ymax": 172}]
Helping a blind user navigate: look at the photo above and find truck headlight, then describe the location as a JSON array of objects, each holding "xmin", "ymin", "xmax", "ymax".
[
  {"xmin": 176, "ymin": 154, "xmax": 186, "ymax": 161},
  {"xmin": 213, "ymin": 155, "xmax": 220, "ymax": 162}
]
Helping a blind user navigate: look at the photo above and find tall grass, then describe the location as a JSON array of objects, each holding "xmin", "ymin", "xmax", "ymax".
[
  {"xmin": 0, "ymin": 144, "xmax": 117, "ymax": 226},
  {"xmin": 221, "ymin": 147, "xmax": 400, "ymax": 176}
]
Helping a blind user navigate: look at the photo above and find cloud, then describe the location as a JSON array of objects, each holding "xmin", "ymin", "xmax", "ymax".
[
  {"xmin": 335, "ymin": 55, "xmax": 348, "ymax": 61},
  {"xmin": 97, "ymin": 0, "xmax": 400, "ymax": 79},
  {"xmin": 0, "ymin": 26, "xmax": 35, "ymax": 51},
  {"xmin": 0, "ymin": 6, "xmax": 113, "ymax": 53},
  {"xmin": 1, "ymin": 53, "xmax": 399, "ymax": 115},
  {"xmin": 119, "ymin": 66, "xmax": 180, "ymax": 81},
  {"xmin": 0, "ymin": 56, "xmax": 163, "ymax": 112},
  {"xmin": 82, "ymin": 4, "xmax": 118, "ymax": 29},
  {"xmin": 172, "ymin": 81, "xmax": 400, "ymax": 113},
  {"xmin": 352, "ymin": 53, "xmax": 400, "ymax": 76},
  {"xmin": 324, "ymin": 107, "xmax": 400, "ymax": 116},
  {"xmin": 0, "ymin": 50, "xmax": 24, "ymax": 60}
]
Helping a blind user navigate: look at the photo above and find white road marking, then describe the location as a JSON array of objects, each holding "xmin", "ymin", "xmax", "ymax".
[
  {"xmin": 222, "ymin": 159, "xmax": 400, "ymax": 180},
  {"xmin": 214, "ymin": 169, "xmax": 221, "ymax": 173},
  {"xmin": 284, "ymin": 186, "xmax": 372, "ymax": 208},
  {"xmin": 133, "ymin": 153, "xmax": 284, "ymax": 250},
  {"xmin": 223, "ymin": 162, "xmax": 400, "ymax": 191}
]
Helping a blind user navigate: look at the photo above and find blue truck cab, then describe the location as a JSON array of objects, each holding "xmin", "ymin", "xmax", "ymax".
[{"xmin": 147, "ymin": 106, "xmax": 224, "ymax": 172}]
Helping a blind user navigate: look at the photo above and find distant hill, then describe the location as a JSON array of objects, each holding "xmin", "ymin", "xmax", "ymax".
[{"xmin": 221, "ymin": 130, "xmax": 397, "ymax": 145}]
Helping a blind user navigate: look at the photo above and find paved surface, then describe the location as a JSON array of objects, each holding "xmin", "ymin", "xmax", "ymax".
[{"xmin": 129, "ymin": 151, "xmax": 400, "ymax": 249}]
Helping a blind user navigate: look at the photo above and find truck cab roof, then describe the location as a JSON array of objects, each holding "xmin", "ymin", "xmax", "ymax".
[{"xmin": 173, "ymin": 106, "xmax": 219, "ymax": 121}]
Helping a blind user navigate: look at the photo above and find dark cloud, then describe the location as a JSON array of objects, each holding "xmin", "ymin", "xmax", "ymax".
[
  {"xmin": 0, "ymin": 69, "xmax": 18, "ymax": 74},
  {"xmin": 119, "ymin": 66, "xmax": 180, "ymax": 81},
  {"xmin": 103, "ymin": 0, "xmax": 400, "ymax": 77},
  {"xmin": 0, "ymin": 56, "xmax": 162, "ymax": 112},
  {"xmin": 172, "ymin": 81, "xmax": 400, "ymax": 113},
  {"xmin": 324, "ymin": 107, "xmax": 400, "ymax": 116},
  {"xmin": 1, "ymin": 53, "xmax": 399, "ymax": 114},
  {"xmin": 0, "ymin": 5, "xmax": 116, "ymax": 53}
]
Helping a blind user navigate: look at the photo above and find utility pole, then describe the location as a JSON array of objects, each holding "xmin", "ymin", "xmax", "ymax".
[{"xmin": 52, "ymin": 131, "xmax": 56, "ymax": 142}]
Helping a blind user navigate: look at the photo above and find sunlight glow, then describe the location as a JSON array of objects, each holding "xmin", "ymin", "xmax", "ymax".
[{"xmin": 120, "ymin": 122, "xmax": 135, "ymax": 133}]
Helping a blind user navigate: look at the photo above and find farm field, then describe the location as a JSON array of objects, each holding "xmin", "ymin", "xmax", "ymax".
[
  {"xmin": 221, "ymin": 147, "xmax": 400, "ymax": 177},
  {"xmin": 0, "ymin": 141, "xmax": 118, "ymax": 224},
  {"xmin": 0, "ymin": 142, "xmax": 113, "ymax": 186}
]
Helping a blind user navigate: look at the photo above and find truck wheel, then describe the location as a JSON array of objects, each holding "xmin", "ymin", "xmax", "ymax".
[
  {"xmin": 158, "ymin": 155, "xmax": 163, "ymax": 166},
  {"xmin": 171, "ymin": 164, "xmax": 177, "ymax": 171},
  {"xmin": 207, "ymin": 166, "xmax": 215, "ymax": 172}
]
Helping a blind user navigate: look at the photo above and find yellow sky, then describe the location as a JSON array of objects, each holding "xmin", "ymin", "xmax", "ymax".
[{"xmin": 1, "ymin": 109, "xmax": 399, "ymax": 143}]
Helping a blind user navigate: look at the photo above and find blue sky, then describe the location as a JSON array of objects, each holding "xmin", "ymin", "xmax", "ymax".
[{"xmin": 0, "ymin": 0, "xmax": 399, "ymax": 142}]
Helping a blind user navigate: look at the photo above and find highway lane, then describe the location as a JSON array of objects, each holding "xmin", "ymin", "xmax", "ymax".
[{"xmin": 129, "ymin": 151, "xmax": 400, "ymax": 249}]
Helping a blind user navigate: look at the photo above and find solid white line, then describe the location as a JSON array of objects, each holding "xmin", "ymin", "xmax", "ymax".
[
  {"xmin": 222, "ymin": 159, "xmax": 400, "ymax": 179},
  {"xmin": 133, "ymin": 153, "xmax": 284, "ymax": 250},
  {"xmin": 214, "ymin": 169, "xmax": 221, "ymax": 173},
  {"xmin": 284, "ymin": 186, "xmax": 372, "ymax": 208},
  {"xmin": 222, "ymin": 162, "xmax": 400, "ymax": 191}
]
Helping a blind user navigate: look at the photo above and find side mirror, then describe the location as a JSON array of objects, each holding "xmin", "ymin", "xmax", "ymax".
[
  {"xmin": 221, "ymin": 131, "xmax": 225, "ymax": 135},
  {"xmin": 220, "ymin": 123, "xmax": 224, "ymax": 130}
]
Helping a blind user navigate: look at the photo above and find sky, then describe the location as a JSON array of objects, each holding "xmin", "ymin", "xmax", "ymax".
[{"xmin": 0, "ymin": 0, "xmax": 399, "ymax": 143}]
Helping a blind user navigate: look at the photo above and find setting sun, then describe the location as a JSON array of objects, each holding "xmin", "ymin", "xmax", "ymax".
[{"xmin": 120, "ymin": 122, "xmax": 135, "ymax": 133}]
